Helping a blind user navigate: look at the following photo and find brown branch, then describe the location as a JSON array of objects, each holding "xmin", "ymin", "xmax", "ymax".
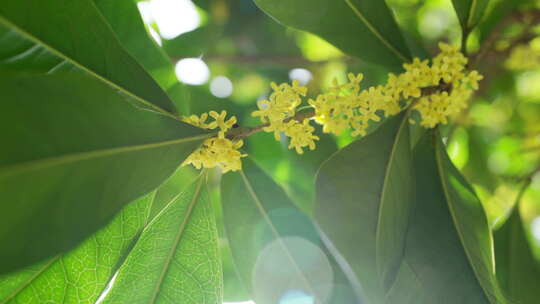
[
  {"xmin": 226, "ymin": 109, "xmax": 316, "ymax": 140},
  {"xmin": 470, "ymin": 9, "xmax": 540, "ymax": 69}
]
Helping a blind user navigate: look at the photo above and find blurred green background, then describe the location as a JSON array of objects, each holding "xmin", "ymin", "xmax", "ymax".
[{"xmin": 134, "ymin": 0, "xmax": 540, "ymax": 301}]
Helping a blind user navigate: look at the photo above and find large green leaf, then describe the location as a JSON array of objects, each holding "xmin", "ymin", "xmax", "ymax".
[
  {"xmin": 0, "ymin": 166, "xmax": 205, "ymax": 303},
  {"xmin": 222, "ymin": 157, "xmax": 359, "ymax": 304},
  {"xmin": 0, "ymin": 73, "xmax": 208, "ymax": 274},
  {"xmin": 92, "ymin": 0, "xmax": 177, "ymax": 91},
  {"xmin": 314, "ymin": 113, "xmax": 412, "ymax": 303},
  {"xmin": 252, "ymin": 0, "xmax": 411, "ymax": 70},
  {"xmin": 315, "ymin": 119, "xmax": 506, "ymax": 303},
  {"xmin": 0, "ymin": 193, "xmax": 153, "ymax": 304},
  {"xmin": 102, "ymin": 173, "xmax": 222, "ymax": 304},
  {"xmin": 386, "ymin": 132, "xmax": 505, "ymax": 304},
  {"xmin": 0, "ymin": 0, "xmax": 175, "ymax": 114},
  {"xmin": 451, "ymin": 0, "xmax": 490, "ymax": 33},
  {"xmin": 494, "ymin": 188, "xmax": 540, "ymax": 304}
]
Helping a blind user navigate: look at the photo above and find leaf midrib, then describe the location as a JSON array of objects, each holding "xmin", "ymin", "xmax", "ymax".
[
  {"xmin": 148, "ymin": 175, "xmax": 204, "ymax": 304},
  {"xmin": 0, "ymin": 15, "xmax": 175, "ymax": 119},
  {"xmin": 239, "ymin": 170, "xmax": 318, "ymax": 300},
  {"xmin": 0, "ymin": 257, "xmax": 59, "ymax": 304},
  {"xmin": 344, "ymin": 0, "xmax": 409, "ymax": 63},
  {"xmin": 375, "ymin": 114, "xmax": 409, "ymax": 288},
  {"xmin": 434, "ymin": 137, "xmax": 494, "ymax": 303},
  {"xmin": 0, "ymin": 134, "xmax": 209, "ymax": 179}
]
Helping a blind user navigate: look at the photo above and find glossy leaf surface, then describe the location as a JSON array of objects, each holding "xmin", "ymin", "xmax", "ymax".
[
  {"xmin": 0, "ymin": 73, "xmax": 207, "ymax": 273},
  {"xmin": 315, "ymin": 113, "xmax": 412, "ymax": 303},
  {"xmin": 0, "ymin": 0, "xmax": 175, "ymax": 114},
  {"xmin": 385, "ymin": 132, "xmax": 505, "ymax": 304},
  {"xmin": 253, "ymin": 0, "xmax": 411, "ymax": 70}
]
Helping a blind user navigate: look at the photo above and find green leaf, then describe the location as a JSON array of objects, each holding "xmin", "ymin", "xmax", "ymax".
[
  {"xmin": 0, "ymin": 166, "xmax": 206, "ymax": 303},
  {"xmin": 102, "ymin": 173, "xmax": 222, "ymax": 304},
  {"xmin": 386, "ymin": 132, "xmax": 505, "ymax": 303},
  {"xmin": 92, "ymin": 0, "xmax": 178, "ymax": 91},
  {"xmin": 315, "ymin": 119, "xmax": 506, "ymax": 303},
  {"xmin": 0, "ymin": 73, "xmax": 208, "ymax": 274},
  {"xmin": 222, "ymin": 157, "xmax": 359, "ymax": 304},
  {"xmin": 451, "ymin": 0, "xmax": 490, "ymax": 33},
  {"xmin": 252, "ymin": 0, "xmax": 411, "ymax": 70},
  {"xmin": 494, "ymin": 188, "xmax": 540, "ymax": 304},
  {"xmin": 0, "ymin": 193, "xmax": 154, "ymax": 304},
  {"xmin": 314, "ymin": 113, "xmax": 412, "ymax": 303},
  {"xmin": 0, "ymin": 0, "xmax": 175, "ymax": 114}
]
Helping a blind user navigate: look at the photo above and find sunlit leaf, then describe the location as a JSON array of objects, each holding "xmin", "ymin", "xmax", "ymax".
[
  {"xmin": 222, "ymin": 157, "xmax": 359, "ymax": 304},
  {"xmin": 253, "ymin": 0, "xmax": 411, "ymax": 70},
  {"xmin": 0, "ymin": 73, "xmax": 208, "ymax": 273},
  {"xmin": 102, "ymin": 173, "xmax": 222, "ymax": 304},
  {"xmin": 0, "ymin": 193, "xmax": 153, "ymax": 303},
  {"xmin": 0, "ymin": 0, "xmax": 175, "ymax": 114}
]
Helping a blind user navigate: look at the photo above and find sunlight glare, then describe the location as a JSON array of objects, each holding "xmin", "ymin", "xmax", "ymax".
[
  {"xmin": 150, "ymin": 0, "xmax": 200, "ymax": 39},
  {"xmin": 175, "ymin": 58, "xmax": 210, "ymax": 85}
]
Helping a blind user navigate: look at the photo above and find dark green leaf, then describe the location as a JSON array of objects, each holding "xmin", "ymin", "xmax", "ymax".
[
  {"xmin": 387, "ymin": 132, "xmax": 506, "ymax": 304},
  {"xmin": 252, "ymin": 0, "xmax": 411, "ymax": 70},
  {"xmin": 386, "ymin": 132, "xmax": 505, "ymax": 303},
  {"xmin": 0, "ymin": 73, "xmax": 208, "ymax": 273},
  {"xmin": 451, "ymin": 0, "xmax": 490, "ymax": 33},
  {"xmin": 222, "ymin": 157, "xmax": 359, "ymax": 304},
  {"xmin": 494, "ymin": 188, "xmax": 540, "ymax": 304},
  {"xmin": 315, "ymin": 113, "xmax": 412, "ymax": 303},
  {"xmin": 103, "ymin": 173, "xmax": 222, "ymax": 304},
  {"xmin": 0, "ymin": 0, "xmax": 175, "ymax": 114},
  {"xmin": 92, "ymin": 0, "xmax": 178, "ymax": 91},
  {"xmin": 0, "ymin": 193, "xmax": 153, "ymax": 304}
]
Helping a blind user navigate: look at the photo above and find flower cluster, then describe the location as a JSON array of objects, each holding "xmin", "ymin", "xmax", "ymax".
[
  {"xmin": 309, "ymin": 43, "xmax": 482, "ymax": 130},
  {"xmin": 181, "ymin": 111, "xmax": 246, "ymax": 172},
  {"xmin": 252, "ymin": 81, "xmax": 319, "ymax": 154},
  {"xmin": 182, "ymin": 42, "xmax": 482, "ymax": 172}
]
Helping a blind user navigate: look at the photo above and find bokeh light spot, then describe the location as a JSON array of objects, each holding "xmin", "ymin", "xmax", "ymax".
[
  {"xmin": 289, "ymin": 68, "xmax": 313, "ymax": 85},
  {"xmin": 210, "ymin": 76, "xmax": 234, "ymax": 98},
  {"xmin": 175, "ymin": 58, "xmax": 210, "ymax": 85}
]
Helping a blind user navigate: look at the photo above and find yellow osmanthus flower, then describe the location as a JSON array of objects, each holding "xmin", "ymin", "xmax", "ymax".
[
  {"xmin": 181, "ymin": 111, "xmax": 246, "ymax": 172},
  {"xmin": 183, "ymin": 42, "xmax": 482, "ymax": 173},
  {"xmin": 252, "ymin": 80, "xmax": 320, "ymax": 152},
  {"xmin": 284, "ymin": 119, "xmax": 320, "ymax": 154}
]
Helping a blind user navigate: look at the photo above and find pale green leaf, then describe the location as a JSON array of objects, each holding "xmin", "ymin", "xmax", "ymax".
[{"xmin": 103, "ymin": 174, "xmax": 222, "ymax": 304}]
